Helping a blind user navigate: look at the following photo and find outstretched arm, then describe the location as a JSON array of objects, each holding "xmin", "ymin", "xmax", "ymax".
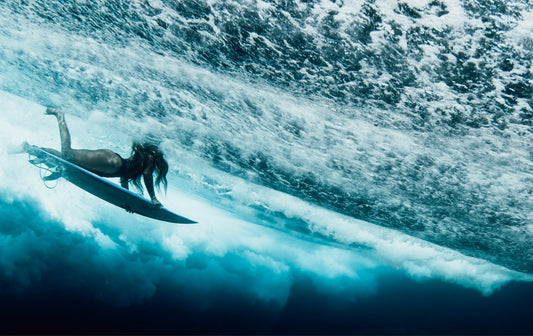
[
  {"xmin": 120, "ymin": 177, "xmax": 129, "ymax": 190},
  {"xmin": 143, "ymin": 172, "xmax": 162, "ymax": 207},
  {"xmin": 120, "ymin": 179, "xmax": 134, "ymax": 213}
]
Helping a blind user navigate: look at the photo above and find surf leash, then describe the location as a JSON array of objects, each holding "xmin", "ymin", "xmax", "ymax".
[{"xmin": 28, "ymin": 153, "xmax": 61, "ymax": 189}]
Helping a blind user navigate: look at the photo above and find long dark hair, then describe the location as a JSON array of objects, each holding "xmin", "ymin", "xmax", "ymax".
[{"xmin": 125, "ymin": 142, "xmax": 169, "ymax": 193}]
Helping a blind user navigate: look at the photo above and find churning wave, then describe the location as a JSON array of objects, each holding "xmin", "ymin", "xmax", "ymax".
[
  {"xmin": 1, "ymin": 0, "xmax": 531, "ymax": 273},
  {"xmin": 0, "ymin": 0, "xmax": 532, "ymax": 333}
]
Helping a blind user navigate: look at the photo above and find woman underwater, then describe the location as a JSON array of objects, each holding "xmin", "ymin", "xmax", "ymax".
[{"xmin": 32, "ymin": 108, "xmax": 168, "ymax": 207}]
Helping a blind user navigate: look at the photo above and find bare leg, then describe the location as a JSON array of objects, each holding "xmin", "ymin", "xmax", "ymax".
[
  {"xmin": 45, "ymin": 108, "xmax": 123, "ymax": 174},
  {"xmin": 43, "ymin": 148, "xmax": 62, "ymax": 157},
  {"xmin": 45, "ymin": 108, "xmax": 72, "ymax": 158}
]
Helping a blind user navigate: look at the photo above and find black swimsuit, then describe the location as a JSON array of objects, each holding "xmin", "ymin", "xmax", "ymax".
[{"xmin": 92, "ymin": 153, "xmax": 131, "ymax": 178}]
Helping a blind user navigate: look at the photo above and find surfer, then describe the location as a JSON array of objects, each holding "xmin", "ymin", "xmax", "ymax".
[{"xmin": 37, "ymin": 108, "xmax": 168, "ymax": 208}]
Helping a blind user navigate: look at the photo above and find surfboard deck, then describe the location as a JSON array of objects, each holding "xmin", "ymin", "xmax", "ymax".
[{"xmin": 26, "ymin": 145, "xmax": 197, "ymax": 224}]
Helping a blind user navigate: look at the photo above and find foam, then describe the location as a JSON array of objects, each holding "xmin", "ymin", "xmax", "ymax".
[
  {"xmin": 186, "ymin": 167, "xmax": 531, "ymax": 295},
  {"xmin": 2, "ymin": 89, "xmax": 530, "ymax": 298}
]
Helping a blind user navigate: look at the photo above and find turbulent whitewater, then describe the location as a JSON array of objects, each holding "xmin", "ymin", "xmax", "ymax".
[{"xmin": 0, "ymin": 0, "xmax": 532, "ymax": 298}]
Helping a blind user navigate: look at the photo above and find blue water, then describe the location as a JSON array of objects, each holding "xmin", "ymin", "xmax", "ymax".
[{"xmin": 0, "ymin": 1, "xmax": 532, "ymax": 334}]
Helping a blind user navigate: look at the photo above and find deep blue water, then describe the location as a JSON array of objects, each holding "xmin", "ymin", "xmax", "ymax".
[
  {"xmin": 0, "ymin": 0, "xmax": 532, "ymax": 334},
  {"xmin": 1, "ymin": 196, "xmax": 532, "ymax": 335}
]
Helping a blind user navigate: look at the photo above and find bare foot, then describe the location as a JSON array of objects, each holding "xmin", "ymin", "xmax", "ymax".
[
  {"xmin": 45, "ymin": 107, "xmax": 61, "ymax": 116},
  {"xmin": 7, "ymin": 141, "xmax": 30, "ymax": 154},
  {"xmin": 21, "ymin": 141, "xmax": 30, "ymax": 151}
]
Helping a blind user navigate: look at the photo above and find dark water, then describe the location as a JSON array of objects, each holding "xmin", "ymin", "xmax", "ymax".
[
  {"xmin": 2, "ymin": 276, "xmax": 532, "ymax": 335},
  {"xmin": 1, "ymin": 196, "xmax": 532, "ymax": 335},
  {"xmin": 0, "ymin": 0, "xmax": 532, "ymax": 334}
]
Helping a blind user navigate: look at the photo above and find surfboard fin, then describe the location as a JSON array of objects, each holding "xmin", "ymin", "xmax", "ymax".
[
  {"xmin": 43, "ymin": 171, "xmax": 62, "ymax": 181},
  {"xmin": 29, "ymin": 157, "xmax": 46, "ymax": 165}
]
